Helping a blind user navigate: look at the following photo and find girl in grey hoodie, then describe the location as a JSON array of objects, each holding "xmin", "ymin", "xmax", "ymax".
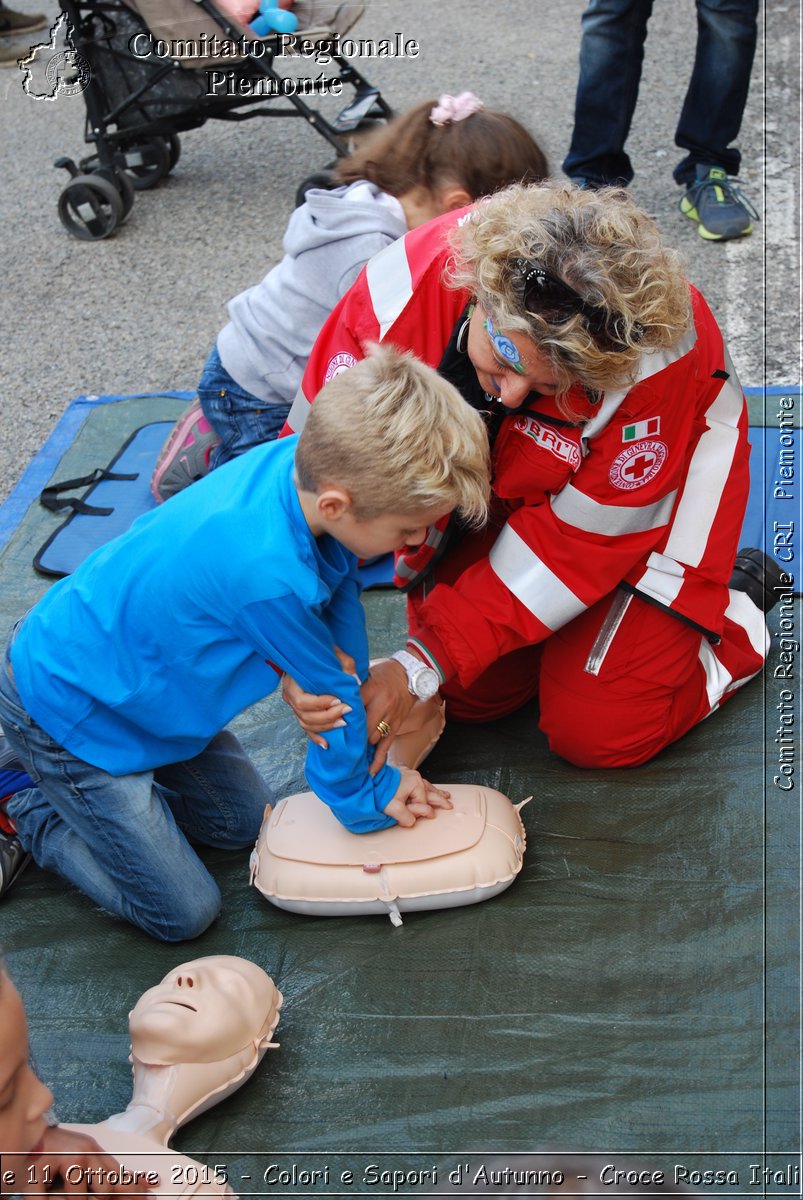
[{"xmin": 152, "ymin": 93, "xmax": 546, "ymax": 501}]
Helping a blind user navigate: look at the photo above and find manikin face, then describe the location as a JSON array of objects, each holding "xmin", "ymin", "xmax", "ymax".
[
  {"xmin": 0, "ymin": 972, "xmax": 53, "ymax": 1167},
  {"xmin": 466, "ymin": 303, "xmax": 561, "ymax": 410},
  {"xmin": 128, "ymin": 957, "xmax": 273, "ymax": 1066}
]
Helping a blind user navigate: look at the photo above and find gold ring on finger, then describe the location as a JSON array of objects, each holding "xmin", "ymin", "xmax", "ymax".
[{"xmin": 376, "ymin": 720, "xmax": 391, "ymax": 738}]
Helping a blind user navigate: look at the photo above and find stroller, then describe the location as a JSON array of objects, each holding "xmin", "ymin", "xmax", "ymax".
[{"xmin": 54, "ymin": 0, "xmax": 392, "ymax": 239}]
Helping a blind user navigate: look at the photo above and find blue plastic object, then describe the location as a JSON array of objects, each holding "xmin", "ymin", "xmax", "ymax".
[{"xmin": 249, "ymin": 0, "xmax": 298, "ymax": 36}]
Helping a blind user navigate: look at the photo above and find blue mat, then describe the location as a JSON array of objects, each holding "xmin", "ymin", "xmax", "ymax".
[
  {"xmin": 33, "ymin": 421, "xmax": 176, "ymax": 577},
  {"xmin": 0, "ymin": 392, "xmax": 193, "ymax": 553}
]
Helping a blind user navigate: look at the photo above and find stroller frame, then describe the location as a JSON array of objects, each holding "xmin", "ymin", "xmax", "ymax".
[{"xmin": 55, "ymin": 0, "xmax": 393, "ymax": 239}]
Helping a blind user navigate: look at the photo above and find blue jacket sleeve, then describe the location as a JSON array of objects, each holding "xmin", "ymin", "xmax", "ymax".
[
  {"xmin": 319, "ymin": 560, "xmax": 370, "ymax": 681},
  {"xmin": 235, "ymin": 594, "xmax": 401, "ymax": 832}
]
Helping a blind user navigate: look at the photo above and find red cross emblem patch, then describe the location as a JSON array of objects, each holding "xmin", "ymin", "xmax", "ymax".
[
  {"xmin": 324, "ymin": 351, "xmax": 357, "ymax": 383},
  {"xmin": 609, "ymin": 439, "xmax": 668, "ymax": 490}
]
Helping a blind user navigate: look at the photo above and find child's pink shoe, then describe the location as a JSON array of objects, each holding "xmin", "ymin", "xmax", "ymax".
[{"xmin": 151, "ymin": 399, "xmax": 220, "ymax": 503}]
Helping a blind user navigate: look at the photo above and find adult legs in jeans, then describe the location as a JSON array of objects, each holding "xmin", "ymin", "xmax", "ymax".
[
  {"xmin": 198, "ymin": 345, "xmax": 292, "ymax": 470},
  {"xmin": 0, "ymin": 658, "xmax": 272, "ymax": 941},
  {"xmin": 673, "ymin": 0, "xmax": 758, "ymax": 184},
  {"xmin": 562, "ymin": 0, "xmax": 653, "ymax": 186},
  {"xmin": 563, "ymin": 0, "xmax": 757, "ymax": 187}
]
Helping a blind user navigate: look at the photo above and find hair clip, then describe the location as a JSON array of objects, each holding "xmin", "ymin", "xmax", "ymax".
[
  {"xmin": 429, "ymin": 92, "xmax": 484, "ymax": 126},
  {"xmin": 512, "ymin": 257, "xmax": 644, "ymax": 351},
  {"xmin": 513, "ymin": 258, "xmax": 551, "ymax": 288}
]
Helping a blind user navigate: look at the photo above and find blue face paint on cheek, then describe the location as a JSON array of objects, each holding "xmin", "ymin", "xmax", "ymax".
[{"xmin": 484, "ymin": 316, "xmax": 526, "ymax": 375}]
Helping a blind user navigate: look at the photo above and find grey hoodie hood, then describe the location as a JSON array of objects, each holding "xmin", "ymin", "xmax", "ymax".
[{"xmin": 218, "ymin": 181, "xmax": 407, "ymax": 406}]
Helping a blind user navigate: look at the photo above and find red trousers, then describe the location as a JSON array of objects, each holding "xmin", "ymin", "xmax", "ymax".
[{"xmin": 408, "ymin": 538, "xmax": 769, "ymax": 769}]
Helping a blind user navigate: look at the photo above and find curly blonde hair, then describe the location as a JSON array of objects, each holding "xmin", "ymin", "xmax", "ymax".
[
  {"xmin": 448, "ymin": 181, "xmax": 692, "ymax": 410},
  {"xmin": 295, "ymin": 345, "xmax": 490, "ymax": 526}
]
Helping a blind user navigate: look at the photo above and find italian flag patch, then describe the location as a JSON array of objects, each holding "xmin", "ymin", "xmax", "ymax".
[{"xmin": 623, "ymin": 416, "xmax": 661, "ymax": 442}]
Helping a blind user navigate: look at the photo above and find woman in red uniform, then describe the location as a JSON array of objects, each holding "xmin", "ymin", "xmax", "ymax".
[{"xmin": 283, "ymin": 181, "xmax": 782, "ymax": 768}]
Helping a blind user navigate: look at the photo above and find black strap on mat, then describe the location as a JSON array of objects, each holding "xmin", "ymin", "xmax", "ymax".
[
  {"xmin": 39, "ymin": 468, "xmax": 138, "ymax": 517},
  {"xmin": 32, "ymin": 421, "xmax": 175, "ymax": 578}
]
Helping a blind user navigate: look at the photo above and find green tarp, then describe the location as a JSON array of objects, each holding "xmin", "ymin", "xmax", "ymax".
[{"xmin": 0, "ymin": 396, "xmax": 798, "ymax": 1195}]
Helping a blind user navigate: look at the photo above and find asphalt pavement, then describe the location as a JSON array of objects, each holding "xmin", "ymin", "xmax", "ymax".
[{"xmin": 1, "ymin": 0, "xmax": 800, "ymax": 503}]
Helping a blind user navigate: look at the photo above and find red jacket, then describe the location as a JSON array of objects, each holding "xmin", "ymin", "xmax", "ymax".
[{"xmin": 286, "ymin": 208, "xmax": 751, "ymax": 689}]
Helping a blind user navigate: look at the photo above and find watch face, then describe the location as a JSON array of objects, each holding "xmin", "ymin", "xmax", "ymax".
[{"xmin": 413, "ymin": 668, "xmax": 440, "ymax": 700}]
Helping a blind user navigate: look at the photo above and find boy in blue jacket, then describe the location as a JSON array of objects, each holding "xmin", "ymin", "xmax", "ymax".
[{"xmin": 0, "ymin": 347, "xmax": 490, "ymax": 941}]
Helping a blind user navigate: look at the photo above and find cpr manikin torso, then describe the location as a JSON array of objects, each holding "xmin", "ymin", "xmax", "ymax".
[
  {"xmin": 64, "ymin": 956, "xmax": 282, "ymax": 1199},
  {"xmin": 251, "ymin": 693, "xmax": 529, "ymax": 924}
]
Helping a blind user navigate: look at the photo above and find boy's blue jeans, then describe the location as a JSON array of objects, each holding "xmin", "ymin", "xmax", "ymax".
[
  {"xmin": 562, "ymin": 0, "xmax": 758, "ymax": 186},
  {"xmin": 0, "ymin": 637, "xmax": 273, "ymax": 942},
  {"xmin": 198, "ymin": 345, "xmax": 292, "ymax": 470}
]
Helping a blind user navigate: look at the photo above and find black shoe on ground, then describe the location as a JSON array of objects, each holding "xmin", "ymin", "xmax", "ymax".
[
  {"xmin": 0, "ymin": 8, "xmax": 48, "ymax": 36},
  {"xmin": 729, "ymin": 547, "xmax": 787, "ymax": 614},
  {"xmin": 0, "ymin": 730, "xmax": 33, "ymax": 897},
  {"xmin": 0, "ymin": 827, "xmax": 31, "ymax": 899}
]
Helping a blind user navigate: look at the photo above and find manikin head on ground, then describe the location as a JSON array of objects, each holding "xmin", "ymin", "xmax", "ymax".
[{"xmin": 117, "ymin": 956, "xmax": 282, "ymax": 1144}]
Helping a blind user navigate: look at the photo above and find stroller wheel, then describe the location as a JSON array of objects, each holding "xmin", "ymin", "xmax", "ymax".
[
  {"xmin": 115, "ymin": 169, "xmax": 136, "ymax": 219},
  {"xmin": 94, "ymin": 166, "xmax": 136, "ymax": 222},
  {"xmin": 165, "ymin": 134, "xmax": 182, "ymax": 172},
  {"xmin": 120, "ymin": 137, "xmax": 172, "ymax": 191},
  {"xmin": 58, "ymin": 174, "xmax": 124, "ymax": 241},
  {"xmin": 294, "ymin": 169, "xmax": 337, "ymax": 208}
]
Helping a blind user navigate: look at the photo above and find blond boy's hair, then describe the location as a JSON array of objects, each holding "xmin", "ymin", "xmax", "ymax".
[{"xmin": 295, "ymin": 345, "xmax": 490, "ymax": 525}]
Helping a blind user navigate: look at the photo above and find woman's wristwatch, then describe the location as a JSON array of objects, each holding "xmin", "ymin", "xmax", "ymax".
[{"xmin": 389, "ymin": 650, "xmax": 441, "ymax": 701}]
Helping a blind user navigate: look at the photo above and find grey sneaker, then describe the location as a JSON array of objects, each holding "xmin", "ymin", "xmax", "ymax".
[
  {"xmin": 0, "ymin": 828, "xmax": 31, "ymax": 899},
  {"xmin": 679, "ymin": 164, "xmax": 758, "ymax": 241}
]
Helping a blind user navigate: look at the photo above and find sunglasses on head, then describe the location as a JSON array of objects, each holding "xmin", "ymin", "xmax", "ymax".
[{"xmin": 513, "ymin": 258, "xmax": 643, "ymax": 351}]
